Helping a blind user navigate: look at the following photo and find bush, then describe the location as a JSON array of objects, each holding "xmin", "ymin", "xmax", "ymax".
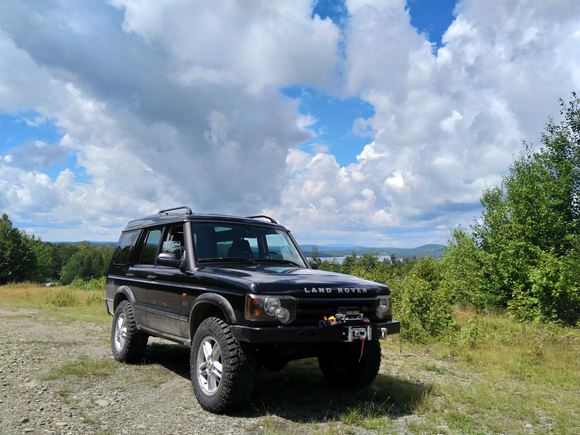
[
  {"xmin": 51, "ymin": 288, "xmax": 78, "ymax": 307},
  {"xmin": 509, "ymin": 250, "xmax": 580, "ymax": 325},
  {"xmin": 390, "ymin": 257, "xmax": 457, "ymax": 343},
  {"xmin": 68, "ymin": 276, "xmax": 106, "ymax": 291}
]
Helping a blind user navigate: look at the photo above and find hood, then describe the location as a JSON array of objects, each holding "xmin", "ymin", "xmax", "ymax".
[{"xmin": 196, "ymin": 265, "xmax": 389, "ymax": 297}]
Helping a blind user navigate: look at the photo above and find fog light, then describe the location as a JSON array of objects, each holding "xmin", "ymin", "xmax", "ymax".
[
  {"xmin": 264, "ymin": 297, "xmax": 281, "ymax": 316},
  {"xmin": 275, "ymin": 307, "xmax": 291, "ymax": 324}
]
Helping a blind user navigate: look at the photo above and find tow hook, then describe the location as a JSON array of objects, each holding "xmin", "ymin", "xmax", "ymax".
[{"xmin": 380, "ymin": 327, "xmax": 387, "ymax": 340}]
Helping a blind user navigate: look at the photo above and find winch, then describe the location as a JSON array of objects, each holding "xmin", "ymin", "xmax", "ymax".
[{"xmin": 319, "ymin": 307, "xmax": 373, "ymax": 342}]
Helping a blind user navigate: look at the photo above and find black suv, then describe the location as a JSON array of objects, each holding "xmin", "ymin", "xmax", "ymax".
[{"xmin": 105, "ymin": 207, "xmax": 400, "ymax": 413}]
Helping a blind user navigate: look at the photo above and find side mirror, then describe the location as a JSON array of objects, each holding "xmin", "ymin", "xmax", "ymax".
[
  {"xmin": 308, "ymin": 259, "xmax": 318, "ymax": 270},
  {"xmin": 157, "ymin": 252, "xmax": 182, "ymax": 268}
]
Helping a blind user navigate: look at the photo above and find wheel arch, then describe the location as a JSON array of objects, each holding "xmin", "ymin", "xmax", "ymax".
[
  {"xmin": 189, "ymin": 293, "xmax": 237, "ymax": 339},
  {"xmin": 113, "ymin": 286, "xmax": 136, "ymax": 310}
]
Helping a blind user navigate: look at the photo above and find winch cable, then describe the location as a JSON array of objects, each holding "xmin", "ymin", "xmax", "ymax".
[{"xmin": 359, "ymin": 335, "xmax": 366, "ymax": 362}]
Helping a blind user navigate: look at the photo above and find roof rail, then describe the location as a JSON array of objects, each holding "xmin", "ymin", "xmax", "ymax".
[
  {"xmin": 159, "ymin": 206, "xmax": 193, "ymax": 215},
  {"xmin": 247, "ymin": 215, "xmax": 278, "ymax": 224}
]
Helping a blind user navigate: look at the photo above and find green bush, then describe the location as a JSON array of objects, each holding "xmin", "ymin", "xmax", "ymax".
[
  {"xmin": 509, "ymin": 250, "xmax": 580, "ymax": 325},
  {"xmin": 68, "ymin": 276, "xmax": 106, "ymax": 291},
  {"xmin": 51, "ymin": 288, "xmax": 78, "ymax": 307},
  {"xmin": 392, "ymin": 257, "xmax": 457, "ymax": 342}
]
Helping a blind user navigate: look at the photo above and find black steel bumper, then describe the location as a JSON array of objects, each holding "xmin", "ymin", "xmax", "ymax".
[{"xmin": 231, "ymin": 320, "xmax": 400, "ymax": 344}]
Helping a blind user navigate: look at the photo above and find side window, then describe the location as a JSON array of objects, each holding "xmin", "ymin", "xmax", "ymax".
[
  {"xmin": 138, "ymin": 228, "xmax": 162, "ymax": 265},
  {"xmin": 112, "ymin": 230, "xmax": 140, "ymax": 265},
  {"xmin": 161, "ymin": 225, "xmax": 185, "ymax": 260}
]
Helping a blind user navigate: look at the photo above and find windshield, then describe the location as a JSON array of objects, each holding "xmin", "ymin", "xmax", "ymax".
[{"xmin": 191, "ymin": 222, "xmax": 306, "ymax": 268}]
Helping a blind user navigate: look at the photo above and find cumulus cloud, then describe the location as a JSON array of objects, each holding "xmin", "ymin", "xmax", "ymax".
[
  {"xmin": 0, "ymin": 0, "xmax": 579, "ymax": 246},
  {"xmin": 0, "ymin": 0, "xmax": 338, "ymax": 240},
  {"xmin": 268, "ymin": 0, "xmax": 580, "ymax": 246}
]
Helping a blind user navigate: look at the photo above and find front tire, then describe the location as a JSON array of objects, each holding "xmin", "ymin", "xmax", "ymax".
[
  {"xmin": 191, "ymin": 317, "xmax": 255, "ymax": 413},
  {"xmin": 318, "ymin": 339, "xmax": 381, "ymax": 388},
  {"xmin": 111, "ymin": 300, "xmax": 148, "ymax": 363}
]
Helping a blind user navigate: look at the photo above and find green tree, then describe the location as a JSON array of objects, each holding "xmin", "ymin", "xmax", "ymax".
[
  {"xmin": 0, "ymin": 214, "xmax": 37, "ymax": 284},
  {"xmin": 60, "ymin": 242, "xmax": 113, "ymax": 285},
  {"xmin": 26, "ymin": 234, "xmax": 52, "ymax": 282},
  {"xmin": 310, "ymin": 247, "xmax": 321, "ymax": 265},
  {"xmin": 442, "ymin": 93, "xmax": 580, "ymax": 324}
]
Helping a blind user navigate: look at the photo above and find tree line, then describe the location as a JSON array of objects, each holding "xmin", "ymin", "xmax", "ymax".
[{"xmin": 0, "ymin": 214, "xmax": 113, "ymax": 286}]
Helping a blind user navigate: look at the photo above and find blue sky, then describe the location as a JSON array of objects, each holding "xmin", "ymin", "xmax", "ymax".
[{"xmin": 0, "ymin": 0, "xmax": 578, "ymax": 246}]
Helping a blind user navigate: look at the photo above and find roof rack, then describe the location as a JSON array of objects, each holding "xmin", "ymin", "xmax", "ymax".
[
  {"xmin": 158, "ymin": 206, "xmax": 193, "ymax": 215},
  {"xmin": 247, "ymin": 215, "xmax": 278, "ymax": 224}
]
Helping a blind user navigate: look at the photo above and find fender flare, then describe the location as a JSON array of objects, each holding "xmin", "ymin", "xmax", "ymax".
[
  {"xmin": 113, "ymin": 285, "xmax": 137, "ymax": 309},
  {"xmin": 190, "ymin": 293, "xmax": 238, "ymax": 327}
]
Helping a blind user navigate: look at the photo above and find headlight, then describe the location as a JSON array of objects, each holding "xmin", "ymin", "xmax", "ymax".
[
  {"xmin": 376, "ymin": 295, "xmax": 391, "ymax": 319},
  {"xmin": 245, "ymin": 295, "xmax": 296, "ymax": 324}
]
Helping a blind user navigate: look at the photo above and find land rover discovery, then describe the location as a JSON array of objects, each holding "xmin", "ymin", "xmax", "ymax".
[{"xmin": 104, "ymin": 206, "xmax": 400, "ymax": 413}]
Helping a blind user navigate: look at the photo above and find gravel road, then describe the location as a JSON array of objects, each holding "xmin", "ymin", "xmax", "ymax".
[{"xmin": 0, "ymin": 306, "xmax": 422, "ymax": 435}]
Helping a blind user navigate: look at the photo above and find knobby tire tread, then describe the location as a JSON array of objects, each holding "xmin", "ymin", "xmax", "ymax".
[
  {"xmin": 191, "ymin": 317, "xmax": 255, "ymax": 414},
  {"xmin": 111, "ymin": 300, "xmax": 148, "ymax": 364}
]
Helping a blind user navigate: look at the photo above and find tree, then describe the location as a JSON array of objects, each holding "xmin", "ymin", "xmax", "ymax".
[
  {"xmin": 60, "ymin": 242, "xmax": 113, "ymax": 285},
  {"xmin": 310, "ymin": 247, "xmax": 321, "ymax": 265},
  {"xmin": 0, "ymin": 214, "xmax": 37, "ymax": 284},
  {"xmin": 442, "ymin": 94, "xmax": 580, "ymax": 324}
]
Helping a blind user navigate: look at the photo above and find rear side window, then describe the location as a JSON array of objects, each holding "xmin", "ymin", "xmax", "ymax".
[
  {"xmin": 112, "ymin": 231, "xmax": 140, "ymax": 265},
  {"xmin": 138, "ymin": 228, "xmax": 162, "ymax": 265}
]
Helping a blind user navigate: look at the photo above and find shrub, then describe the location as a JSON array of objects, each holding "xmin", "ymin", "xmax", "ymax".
[
  {"xmin": 391, "ymin": 257, "xmax": 457, "ymax": 343},
  {"xmin": 69, "ymin": 276, "xmax": 106, "ymax": 291},
  {"xmin": 51, "ymin": 288, "xmax": 78, "ymax": 307}
]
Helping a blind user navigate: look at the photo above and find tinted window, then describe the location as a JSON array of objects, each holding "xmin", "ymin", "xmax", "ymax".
[
  {"xmin": 112, "ymin": 230, "xmax": 140, "ymax": 265},
  {"xmin": 138, "ymin": 228, "xmax": 162, "ymax": 265}
]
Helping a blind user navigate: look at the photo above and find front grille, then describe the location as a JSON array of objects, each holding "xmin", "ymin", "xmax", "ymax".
[{"xmin": 296, "ymin": 297, "xmax": 378, "ymax": 325}]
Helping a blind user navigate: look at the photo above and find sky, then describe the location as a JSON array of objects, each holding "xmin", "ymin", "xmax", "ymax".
[{"xmin": 1, "ymin": 0, "xmax": 579, "ymax": 247}]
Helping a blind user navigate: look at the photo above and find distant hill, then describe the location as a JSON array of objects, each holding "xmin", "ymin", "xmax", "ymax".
[{"xmin": 300, "ymin": 244, "xmax": 444, "ymax": 259}]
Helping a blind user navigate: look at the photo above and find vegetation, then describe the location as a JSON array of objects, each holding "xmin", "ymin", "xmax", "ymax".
[
  {"xmin": 2, "ymin": 283, "xmax": 580, "ymax": 433},
  {"xmin": 0, "ymin": 214, "xmax": 113, "ymax": 287},
  {"xmin": 442, "ymin": 93, "xmax": 580, "ymax": 325}
]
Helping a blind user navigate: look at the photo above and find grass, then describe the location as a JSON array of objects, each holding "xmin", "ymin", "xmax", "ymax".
[
  {"xmin": 2, "ymin": 284, "xmax": 580, "ymax": 433},
  {"xmin": 48, "ymin": 354, "xmax": 118, "ymax": 379},
  {"xmin": 379, "ymin": 308, "xmax": 580, "ymax": 434},
  {"xmin": 0, "ymin": 282, "xmax": 110, "ymax": 323}
]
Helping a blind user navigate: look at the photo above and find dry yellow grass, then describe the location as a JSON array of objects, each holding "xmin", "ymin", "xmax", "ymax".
[{"xmin": 0, "ymin": 282, "xmax": 109, "ymax": 323}]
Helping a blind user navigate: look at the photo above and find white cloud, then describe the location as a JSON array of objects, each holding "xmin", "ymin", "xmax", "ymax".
[
  {"xmin": 266, "ymin": 0, "xmax": 580, "ymax": 246},
  {"xmin": 0, "ymin": 0, "xmax": 579, "ymax": 247},
  {"xmin": 110, "ymin": 0, "xmax": 340, "ymax": 93}
]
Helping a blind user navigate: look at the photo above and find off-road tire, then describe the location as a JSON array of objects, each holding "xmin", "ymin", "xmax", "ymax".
[
  {"xmin": 318, "ymin": 339, "xmax": 381, "ymax": 388},
  {"xmin": 191, "ymin": 317, "xmax": 255, "ymax": 413},
  {"xmin": 111, "ymin": 300, "xmax": 149, "ymax": 363}
]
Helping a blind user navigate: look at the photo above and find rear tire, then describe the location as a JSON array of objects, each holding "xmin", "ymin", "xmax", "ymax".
[
  {"xmin": 111, "ymin": 300, "xmax": 148, "ymax": 363},
  {"xmin": 318, "ymin": 339, "xmax": 381, "ymax": 388},
  {"xmin": 190, "ymin": 317, "xmax": 255, "ymax": 413}
]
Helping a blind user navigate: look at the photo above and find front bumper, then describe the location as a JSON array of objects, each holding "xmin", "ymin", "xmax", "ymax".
[{"xmin": 231, "ymin": 320, "xmax": 400, "ymax": 344}]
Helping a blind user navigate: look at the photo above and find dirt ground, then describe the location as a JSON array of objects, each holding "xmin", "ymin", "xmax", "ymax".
[{"xmin": 0, "ymin": 306, "xmax": 429, "ymax": 435}]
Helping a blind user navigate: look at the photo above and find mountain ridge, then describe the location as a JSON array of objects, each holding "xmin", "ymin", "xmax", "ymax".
[{"xmin": 300, "ymin": 244, "xmax": 444, "ymax": 259}]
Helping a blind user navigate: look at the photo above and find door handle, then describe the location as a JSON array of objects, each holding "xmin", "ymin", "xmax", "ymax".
[
  {"xmin": 147, "ymin": 275, "xmax": 157, "ymax": 280},
  {"xmin": 126, "ymin": 273, "xmax": 134, "ymax": 277}
]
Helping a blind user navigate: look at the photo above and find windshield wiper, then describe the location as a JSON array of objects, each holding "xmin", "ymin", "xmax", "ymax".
[
  {"xmin": 197, "ymin": 257, "xmax": 256, "ymax": 265},
  {"xmin": 255, "ymin": 258, "xmax": 302, "ymax": 268}
]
